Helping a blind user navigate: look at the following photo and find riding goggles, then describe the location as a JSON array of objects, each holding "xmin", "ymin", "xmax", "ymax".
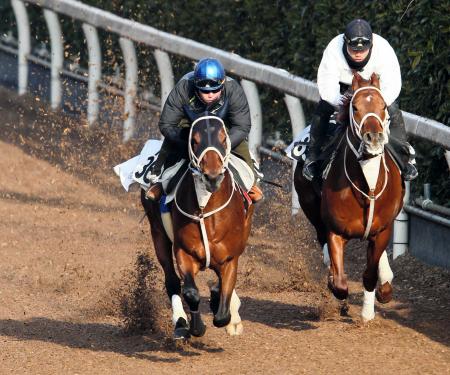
[
  {"xmin": 345, "ymin": 36, "xmax": 372, "ymax": 51},
  {"xmin": 195, "ymin": 79, "xmax": 224, "ymax": 93}
]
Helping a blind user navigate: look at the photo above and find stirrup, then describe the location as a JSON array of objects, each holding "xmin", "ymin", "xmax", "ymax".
[
  {"xmin": 146, "ymin": 182, "xmax": 163, "ymax": 201},
  {"xmin": 302, "ymin": 160, "xmax": 316, "ymax": 181},
  {"xmin": 248, "ymin": 185, "xmax": 264, "ymax": 203}
]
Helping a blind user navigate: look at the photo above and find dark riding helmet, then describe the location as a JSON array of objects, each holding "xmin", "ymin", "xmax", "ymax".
[
  {"xmin": 194, "ymin": 58, "xmax": 225, "ymax": 92},
  {"xmin": 344, "ymin": 19, "xmax": 372, "ymax": 51}
]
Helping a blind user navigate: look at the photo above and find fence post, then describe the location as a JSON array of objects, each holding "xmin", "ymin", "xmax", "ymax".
[
  {"xmin": 393, "ymin": 181, "xmax": 410, "ymax": 259},
  {"xmin": 11, "ymin": 0, "xmax": 30, "ymax": 95},
  {"xmin": 119, "ymin": 37, "xmax": 138, "ymax": 142},
  {"xmin": 43, "ymin": 9, "xmax": 63, "ymax": 109},
  {"xmin": 284, "ymin": 94, "xmax": 305, "ymax": 215},
  {"xmin": 153, "ymin": 49, "xmax": 174, "ymax": 111},
  {"xmin": 82, "ymin": 23, "xmax": 102, "ymax": 126},
  {"xmin": 241, "ymin": 79, "xmax": 262, "ymax": 161}
]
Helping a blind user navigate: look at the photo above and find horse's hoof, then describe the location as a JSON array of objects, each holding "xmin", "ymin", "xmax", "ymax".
[
  {"xmin": 226, "ymin": 322, "xmax": 243, "ymax": 336},
  {"xmin": 174, "ymin": 317, "xmax": 190, "ymax": 340},
  {"xmin": 376, "ymin": 282, "xmax": 393, "ymax": 304},
  {"xmin": 213, "ymin": 312, "xmax": 231, "ymax": 328},
  {"xmin": 328, "ymin": 278, "xmax": 348, "ymax": 300},
  {"xmin": 189, "ymin": 312, "xmax": 207, "ymax": 337}
]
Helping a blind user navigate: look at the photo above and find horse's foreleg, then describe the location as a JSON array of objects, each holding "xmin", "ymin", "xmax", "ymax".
[
  {"xmin": 225, "ymin": 289, "xmax": 243, "ymax": 336},
  {"xmin": 362, "ymin": 227, "xmax": 392, "ymax": 321},
  {"xmin": 176, "ymin": 251, "xmax": 206, "ymax": 337},
  {"xmin": 376, "ymin": 250, "xmax": 394, "ymax": 304},
  {"xmin": 327, "ymin": 232, "xmax": 348, "ymax": 300},
  {"xmin": 146, "ymin": 207, "xmax": 188, "ymax": 339},
  {"xmin": 213, "ymin": 258, "xmax": 238, "ymax": 328}
]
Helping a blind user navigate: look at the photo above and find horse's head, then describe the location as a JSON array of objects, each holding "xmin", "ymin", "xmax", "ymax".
[
  {"xmin": 188, "ymin": 115, "xmax": 231, "ymax": 193},
  {"xmin": 350, "ymin": 73, "xmax": 389, "ymax": 157}
]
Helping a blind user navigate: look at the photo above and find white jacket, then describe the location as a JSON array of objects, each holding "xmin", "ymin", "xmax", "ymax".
[{"xmin": 317, "ymin": 33, "xmax": 401, "ymax": 106}]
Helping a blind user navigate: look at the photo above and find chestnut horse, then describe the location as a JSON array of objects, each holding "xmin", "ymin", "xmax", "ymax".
[
  {"xmin": 141, "ymin": 115, "xmax": 254, "ymax": 338},
  {"xmin": 294, "ymin": 73, "xmax": 404, "ymax": 321}
]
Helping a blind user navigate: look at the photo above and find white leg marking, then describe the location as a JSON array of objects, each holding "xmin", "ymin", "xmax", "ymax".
[
  {"xmin": 361, "ymin": 289, "xmax": 376, "ymax": 322},
  {"xmin": 171, "ymin": 294, "xmax": 188, "ymax": 325},
  {"xmin": 226, "ymin": 289, "xmax": 243, "ymax": 336},
  {"xmin": 323, "ymin": 243, "xmax": 330, "ymax": 268},
  {"xmin": 378, "ymin": 250, "xmax": 393, "ymax": 285}
]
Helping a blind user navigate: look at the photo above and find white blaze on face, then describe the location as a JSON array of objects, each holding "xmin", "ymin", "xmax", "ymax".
[{"xmin": 366, "ymin": 95, "xmax": 372, "ymax": 103}]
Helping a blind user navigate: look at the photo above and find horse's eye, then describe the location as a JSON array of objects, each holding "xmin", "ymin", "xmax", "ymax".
[{"xmin": 352, "ymin": 105, "xmax": 358, "ymax": 112}]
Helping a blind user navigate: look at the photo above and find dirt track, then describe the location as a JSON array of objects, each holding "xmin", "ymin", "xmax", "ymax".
[{"xmin": 0, "ymin": 87, "xmax": 449, "ymax": 374}]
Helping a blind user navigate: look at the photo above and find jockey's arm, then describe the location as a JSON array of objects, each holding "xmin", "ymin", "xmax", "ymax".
[
  {"xmin": 226, "ymin": 80, "xmax": 252, "ymax": 149},
  {"xmin": 158, "ymin": 81, "xmax": 189, "ymax": 145},
  {"xmin": 317, "ymin": 39, "xmax": 344, "ymax": 107},
  {"xmin": 376, "ymin": 38, "xmax": 402, "ymax": 106}
]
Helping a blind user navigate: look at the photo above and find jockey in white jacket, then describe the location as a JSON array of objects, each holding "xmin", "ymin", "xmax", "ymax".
[{"xmin": 303, "ymin": 19, "xmax": 418, "ymax": 181}]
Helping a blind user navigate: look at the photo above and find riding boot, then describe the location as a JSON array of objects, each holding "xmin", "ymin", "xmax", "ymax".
[
  {"xmin": 302, "ymin": 100, "xmax": 335, "ymax": 181},
  {"xmin": 232, "ymin": 140, "xmax": 264, "ymax": 203},
  {"xmin": 387, "ymin": 103, "xmax": 418, "ymax": 181},
  {"xmin": 144, "ymin": 139, "xmax": 171, "ymax": 202},
  {"xmin": 248, "ymin": 184, "xmax": 263, "ymax": 203},
  {"xmin": 145, "ymin": 182, "xmax": 163, "ymax": 201}
]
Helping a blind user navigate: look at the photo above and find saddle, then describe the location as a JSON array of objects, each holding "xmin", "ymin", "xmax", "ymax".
[{"xmin": 158, "ymin": 153, "xmax": 255, "ymax": 205}]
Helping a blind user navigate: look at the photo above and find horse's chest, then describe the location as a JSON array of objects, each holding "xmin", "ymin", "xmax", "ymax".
[{"xmin": 176, "ymin": 222, "xmax": 233, "ymax": 262}]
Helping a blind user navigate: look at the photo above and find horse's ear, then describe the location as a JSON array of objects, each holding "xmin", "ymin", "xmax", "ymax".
[
  {"xmin": 370, "ymin": 73, "xmax": 380, "ymax": 88},
  {"xmin": 192, "ymin": 131, "xmax": 201, "ymax": 145},
  {"xmin": 352, "ymin": 73, "xmax": 362, "ymax": 91},
  {"xmin": 218, "ymin": 127, "xmax": 226, "ymax": 144}
]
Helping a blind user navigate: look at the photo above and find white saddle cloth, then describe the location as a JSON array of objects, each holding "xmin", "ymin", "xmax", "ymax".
[{"xmin": 114, "ymin": 139, "xmax": 255, "ymax": 194}]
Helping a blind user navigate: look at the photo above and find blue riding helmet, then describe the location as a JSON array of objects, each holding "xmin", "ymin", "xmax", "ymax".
[{"xmin": 194, "ymin": 58, "xmax": 225, "ymax": 92}]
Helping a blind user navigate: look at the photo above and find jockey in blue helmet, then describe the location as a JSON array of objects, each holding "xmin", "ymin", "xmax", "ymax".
[{"xmin": 146, "ymin": 57, "xmax": 263, "ymax": 203}]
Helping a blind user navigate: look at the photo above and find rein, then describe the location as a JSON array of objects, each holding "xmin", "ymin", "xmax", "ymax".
[{"xmin": 345, "ymin": 86, "xmax": 390, "ymax": 240}]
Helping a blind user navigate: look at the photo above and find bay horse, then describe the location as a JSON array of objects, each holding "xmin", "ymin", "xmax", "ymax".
[
  {"xmin": 294, "ymin": 73, "xmax": 404, "ymax": 321},
  {"xmin": 141, "ymin": 115, "xmax": 254, "ymax": 338}
]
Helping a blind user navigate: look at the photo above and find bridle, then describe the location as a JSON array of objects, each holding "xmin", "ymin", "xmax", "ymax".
[{"xmin": 347, "ymin": 86, "xmax": 390, "ymax": 159}]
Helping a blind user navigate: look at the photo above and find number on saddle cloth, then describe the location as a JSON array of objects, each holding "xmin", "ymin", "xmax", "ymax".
[{"xmin": 287, "ymin": 125, "xmax": 311, "ymax": 161}]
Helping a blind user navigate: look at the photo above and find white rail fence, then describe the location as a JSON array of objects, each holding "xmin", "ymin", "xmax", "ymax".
[{"xmin": 6, "ymin": 0, "xmax": 450, "ymax": 258}]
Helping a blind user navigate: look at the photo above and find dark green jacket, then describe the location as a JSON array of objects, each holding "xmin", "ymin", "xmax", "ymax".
[{"xmin": 158, "ymin": 72, "xmax": 251, "ymax": 149}]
